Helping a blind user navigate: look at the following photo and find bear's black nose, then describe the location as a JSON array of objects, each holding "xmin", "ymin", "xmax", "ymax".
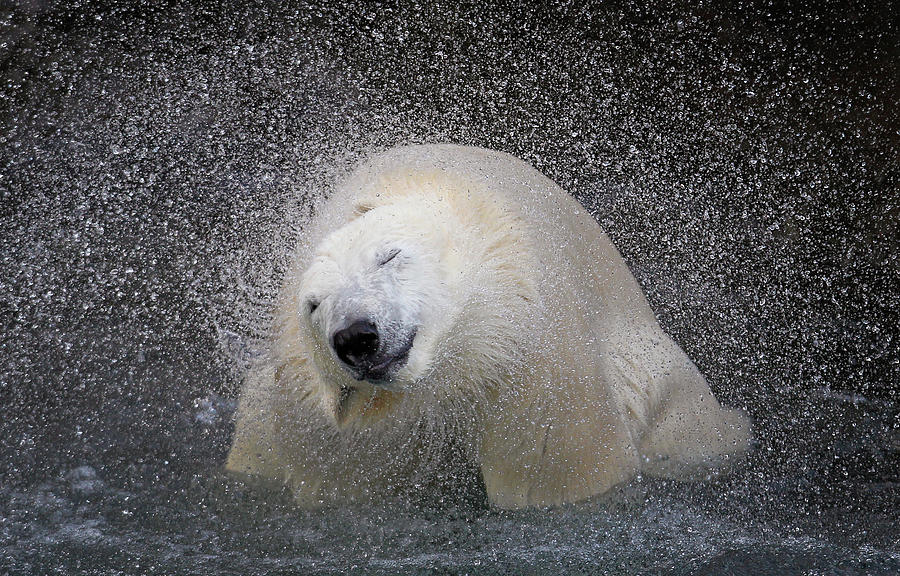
[{"xmin": 332, "ymin": 320, "xmax": 380, "ymax": 369}]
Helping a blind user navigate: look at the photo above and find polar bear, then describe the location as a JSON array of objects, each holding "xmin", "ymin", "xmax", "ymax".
[{"xmin": 226, "ymin": 144, "xmax": 751, "ymax": 509}]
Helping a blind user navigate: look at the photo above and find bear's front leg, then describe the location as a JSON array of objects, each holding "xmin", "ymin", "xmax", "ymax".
[{"xmin": 478, "ymin": 359, "xmax": 640, "ymax": 509}]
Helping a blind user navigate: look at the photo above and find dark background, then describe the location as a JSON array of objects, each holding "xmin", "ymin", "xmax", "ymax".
[{"xmin": 1, "ymin": 0, "xmax": 897, "ymax": 513}]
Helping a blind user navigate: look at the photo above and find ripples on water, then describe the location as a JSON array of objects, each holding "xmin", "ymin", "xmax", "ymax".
[
  {"xmin": 2, "ymin": 424, "xmax": 898, "ymax": 575},
  {"xmin": 1, "ymin": 1, "xmax": 897, "ymax": 574}
]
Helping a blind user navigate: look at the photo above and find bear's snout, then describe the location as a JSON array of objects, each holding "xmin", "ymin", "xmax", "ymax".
[{"xmin": 332, "ymin": 320, "xmax": 380, "ymax": 371}]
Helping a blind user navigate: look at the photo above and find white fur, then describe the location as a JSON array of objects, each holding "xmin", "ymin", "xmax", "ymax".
[{"xmin": 226, "ymin": 144, "xmax": 752, "ymax": 508}]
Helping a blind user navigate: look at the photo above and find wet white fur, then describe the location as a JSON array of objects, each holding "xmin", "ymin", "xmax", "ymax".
[{"xmin": 227, "ymin": 144, "xmax": 751, "ymax": 508}]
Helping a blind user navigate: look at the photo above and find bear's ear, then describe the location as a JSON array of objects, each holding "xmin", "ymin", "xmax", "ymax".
[
  {"xmin": 478, "ymin": 341, "xmax": 640, "ymax": 509},
  {"xmin": 352, "ymin": 201, "xmax": 374, "ymax": 217}
]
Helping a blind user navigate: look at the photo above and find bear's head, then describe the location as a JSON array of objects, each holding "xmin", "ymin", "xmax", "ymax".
[
  {"xmin": 286, "ymin": 177, "xmax": 539, "ymax": 429},
  {"xmin": 295, "ymin": 198, "xmax": 467, "ymax": 426}
]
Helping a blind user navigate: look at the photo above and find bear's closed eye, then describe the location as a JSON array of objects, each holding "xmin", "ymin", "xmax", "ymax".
[{"xmin": 378, "ymin": 249, "xmax": 401, "ymax": 266}]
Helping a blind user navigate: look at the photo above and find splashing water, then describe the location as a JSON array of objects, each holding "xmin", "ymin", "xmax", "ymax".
[{"xmin": 1, "ymin": 2, "xmax": 897, "ymax": 574}]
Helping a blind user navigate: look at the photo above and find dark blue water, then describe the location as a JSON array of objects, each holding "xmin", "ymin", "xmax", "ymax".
[{"xmin": 2, "ymin": 413, "xmax": 897, "ymax": 575}]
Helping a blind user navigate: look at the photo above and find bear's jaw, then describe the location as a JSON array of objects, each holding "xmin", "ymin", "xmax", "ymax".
[{"xmin": 330, "ymin": 384, "xmax": 403, "ymax": 429}]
